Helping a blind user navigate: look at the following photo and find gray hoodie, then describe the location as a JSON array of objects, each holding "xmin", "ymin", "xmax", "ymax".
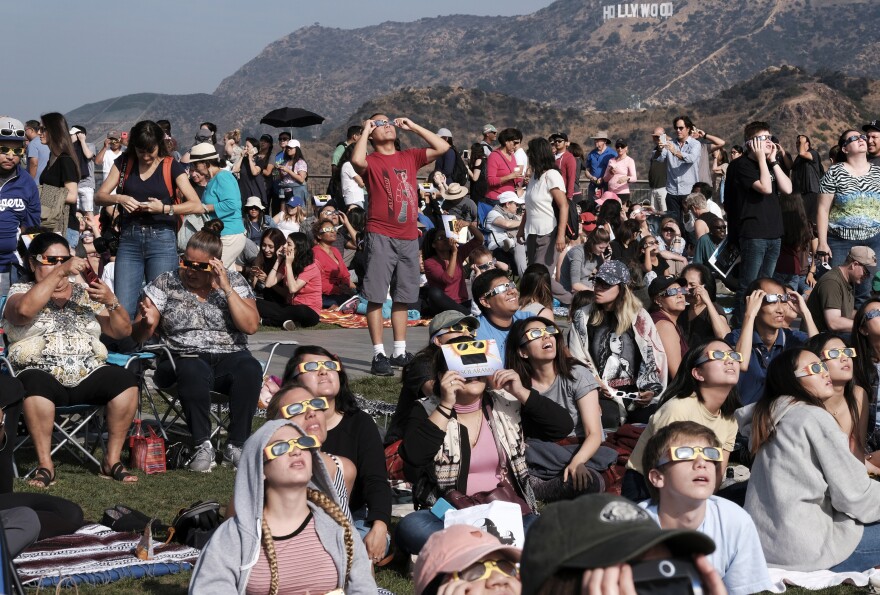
[
  {"xmin": 189, "ymin": 420, "xmax": 377, "ymax": 594},
  {"xmin": 745, "ymin": 398, "xmax": 880, "ymax": 570}
]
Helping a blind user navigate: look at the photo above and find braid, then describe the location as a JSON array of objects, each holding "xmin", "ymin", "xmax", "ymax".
[
  {"xmin": 307, "ymin": 488, "xmax": 354, "ymax": 582},
  {"xmin": 260, "ymin": 516, "xmax": 280, "ymax": 595}
]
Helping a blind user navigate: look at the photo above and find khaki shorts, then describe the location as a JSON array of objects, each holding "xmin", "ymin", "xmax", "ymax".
[{"xmin": 361, "ymin": 232, "xmax": 419, "ymax": 304}]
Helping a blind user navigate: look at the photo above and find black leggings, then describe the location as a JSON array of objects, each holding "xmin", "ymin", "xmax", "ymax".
[
  {"xmin": 0, "ymin": 375, "xmax": 23, "ymax": 495},
  {"xmin": 256, "ymin": 299, "xmax": 319, "ymax": 328},
  {"xmin": 421, "ymin": 285, "xmax": 470, "ymax": 317}
]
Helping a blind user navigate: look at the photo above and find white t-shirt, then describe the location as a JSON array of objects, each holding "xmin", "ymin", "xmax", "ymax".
[
  {"xmin": 640, "ymin": 497, "xmax": 773, "ymax": 595},
  {"xmin": 103, "ymin": 149, "xmax": 124, "ymax": 193},
  {"xmin": 684, "ymin": 199, "xmax": 725, "ymax": 233},
  {"xmin": 524, "ymin": 169, "xmax": 565, "ymax": 237},
  {"xmin": 341, "ymin": 161, "xmax": 365, "ymax": 207},
  {"xmin": 514, "ymin": 147, "xmax": 529, "ymax": 174},
  {"xmin": 100, "ymin": 261, "xmax": 115, "ymax": 293},
  {"xmin": 484, "ymin": 207, "xmax": 519, "ymax": 251}
]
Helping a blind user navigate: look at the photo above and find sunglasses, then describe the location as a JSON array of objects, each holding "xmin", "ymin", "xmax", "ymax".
[
  {"xmin": 318, "ymin": 227, "xmax": 335, "ymax": 235},
  {"xmin": 520, "ymin": 326, "xmax": 560, "ymax": 345},
  {"xmin": 372, "ymin": 120, "xmax": 395, "ymax": 127},
  {"xmin": 674, "ymin": 126, "xmax": 687, "ymax": 131},
  {"xmin": 295, "ymin": 360, "xmax": 342, "ymax": 375},
  {"xmin": 451, "ymin": 559, "xmax": 519, "ymax": 582},
  {"xmin": 752, "ymin": 134, "xmax": 772, "ymax": 142},
  {"xmin": 263, "ymin": 434, "xmax": 322, "ymax": 461},
  {"xmin": 279, "ymin": 397, "xmax": 329, "ymax": 419},
  {"xmin": 179, "ymin": 258, "xmax": 213, "ymax": 272},
  {"xmin": 1, "ymin": 128, "xmax": 25, "ymax": 138},
  {"xmin": 0, "ymin": 146, "xmax": 26, "ymax": 157},
  {"xmin": 482, "ymin": 281, "xmax": 517, "ymax": 300},
  {"xmin": 694, "ymin": 350, "xmax": 743, "ymax": 366},
  {"xmin": 32, "ymin": 254, "xmax": 72, "ymax": 265},
  {"xmin": 434, "ymin": 323, "xmax": 475, "ymax": 338},
  {"xmin": 657, "ymin": 287, "xmax": 688, "ymax": 298},
  {"xmin": 661, "ymin": 227, "xmax": 677, "ymax": 233},
  {"xmin": 551, "ymin": 139, "xmax": 565, "ymax": 144},
  {"xmin": 475, "ymin": 259, "xmax": 497, "ymax": 271},
  {"xmin": 843, "ymin": 134, "xmax": 867, "ymax": 146},
  {"xmin": 656, "ymin": 445, "xmax": 723, "ymax": 466},
  {"xmin": 795, "ymin": 361, "xmax": 829, "ymax": 378},
  {"xmin": 821, "ymin": 347, "xmax": 857, "ymax": 361},
  {"xmin": 866, "ymin": 309, "xmax": 880, "ymax": 321},
  {"xmin": 763, "ymin": 293, "xmax": 790, "ymax": 304}
]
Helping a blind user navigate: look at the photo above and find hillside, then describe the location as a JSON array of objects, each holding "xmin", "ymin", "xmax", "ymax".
[{"xmin": 65, "ymin": 0, "xmax": 879, "ymax": 141}]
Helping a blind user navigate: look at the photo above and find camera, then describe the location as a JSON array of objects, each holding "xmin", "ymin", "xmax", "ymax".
[{"xmin": 631, "ymin": 558, "xmax": 705, "ymax": 594}]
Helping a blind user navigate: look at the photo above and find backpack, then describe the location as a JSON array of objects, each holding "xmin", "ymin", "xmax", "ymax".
[
  {"xmin": 119, "ymin": 156, "xmax": 184, "ymax": 229},
  {"xmin": 171, "ymin": 500, "xmax": 223, "ymax": 549},
  {"xmin": 450, "ymin": 148, "xmax": 469, "ymax": 186}
]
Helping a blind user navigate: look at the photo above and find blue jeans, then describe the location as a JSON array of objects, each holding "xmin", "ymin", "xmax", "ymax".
[
  {"xmin": 115, "ymin": 224, "xmax": 179, "ymax": 320},
  {"xmin": 773, "ymin": 272, "xmax": 810, "ymax": 295},
  {"xmin": 733, "ymin": 237, "xmax": 782, "ymax": 325},
  {"xmin": 351, "ymin": 506, "xmax": 390, "ymax": 556},
  {"xmin": 830, "ymin": 521, "xmax": 880, "ymax": 572},
  {"xmin": 396, "ymin": 509, "xmax": 539, "ymax": 555},
  {"xmin": 65, "ymin": 228, "xmax": 80, "ymax": 250},
  {"xmin": 827, "ymin": 231, "xmax": 880, "ymax": 308}
]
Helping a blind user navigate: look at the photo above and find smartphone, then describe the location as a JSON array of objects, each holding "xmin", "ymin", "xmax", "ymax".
[
  {"xmin": 82, "ymin": 261, "xmax": 99, "ymax": 285},
  {"xmin": 659, "ymin": 134, "xmax": 667, "ymax": 145}
]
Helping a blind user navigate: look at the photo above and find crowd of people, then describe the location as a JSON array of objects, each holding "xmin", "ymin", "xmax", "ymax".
[{"xmin": 2, "ymin": 108, "xmax": 880, "ymax": 593}]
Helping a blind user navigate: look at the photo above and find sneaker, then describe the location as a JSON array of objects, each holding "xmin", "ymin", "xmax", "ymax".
[
  {"xmin": 389, "ymin": 352, "xmax": 414, "ymax": 368},
  {"xmin": 370, "ymin": 353, "xmax": 394, "ymax": 376},
  {"xmin": 187, "ymin": 441, "xmax": 217, "ymax": 473},
  {"xmin": 283, "ymin": 320, "xmax": 297, "ymax": 331},
  {"xmin": 222, "ymin": 443, "xmax": 242, "ymax": 468}
]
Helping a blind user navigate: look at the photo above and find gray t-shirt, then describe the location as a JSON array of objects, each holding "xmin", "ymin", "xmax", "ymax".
[
  {"xmin": 78, "ymin": 142, "xmax": 96, "ymax": 189},
  {"xmin": 541, "ymin": 364, "xmax": 599, "ymax": 438}
]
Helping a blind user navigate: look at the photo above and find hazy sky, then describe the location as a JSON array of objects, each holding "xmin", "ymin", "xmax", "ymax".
[{"xmin": 11, "ymin": 0, "xmax": 553, "ymax": 120}]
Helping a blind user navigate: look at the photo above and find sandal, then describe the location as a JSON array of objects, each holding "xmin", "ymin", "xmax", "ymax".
[
  {"xmin": 28, "ymin": 467, "xmax": 56, "ymax": 489},
  {"xmin": 100, "ymin": 462, "xmax": 138, "ymax": 483}
]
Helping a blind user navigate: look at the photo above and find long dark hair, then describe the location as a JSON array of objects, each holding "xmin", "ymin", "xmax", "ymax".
[
  {"xmin": 681, "ymin": 263, "xmax": 717, "ymax": 302},
  {"xmin": 469, "ymin": 142, "xmax": 484, "ymax": 169},
  {"xmin": 506, "ymin": 317, "xmax": 577, "ymax": 389},
  {"xmin": 805, "ymin": 332, "xmax": 863, "ymax": 450},
  {"xmin": 657, "ymin": 339, "xmax": 739, "ymax": 417},
  {"xmin": 40, "ymin": 113, "xmax": 80, "ymax": 179},
  {"xmin": 285, "ymin": 145, "xmax": 305, "ymax": 166},
  {"xmin": 421, "ymin": 228, "xmax": 444, "ymax": 262},
  {"xmin": 254, "ymin": 228, "xmax": 286, "ymax": 273},
  {"xmin": 333, "ymin": 143, "xmax": 356, "ymax": 190},
  {"xmin": 282, "ymin": 345, "xmax": 359, "ymax": 414},
  {"xmin": 518, "ymin": 264, "xmax": 553, "ymax": 311},
  {"xmin": 779, "ymin": 192, "xmax": 812, "ymax": 251},
  {"xmin": 597, "ymin": 200, "xmax": 622, "ymax": 237},
  {"xmin": 286, "ymin": 232, "xmax": 314, "ymax": 277},
  {"xmin": 124, "ymin": 121, "xmax": 170, "ymax": 163},
  {"xmin": 751, "ymin": 348, "xmax": 826, "ymax": 454},
  {"xmin": 258, "ymin": 134, "xmax": 274, "ymax": 162},
  {"xmin": 527, "ymin": 137, "xmax": 557, "ymax": 180},
  {"xmin": 852, "ymin": 300, "xmax": 880, "ymax": 403}
]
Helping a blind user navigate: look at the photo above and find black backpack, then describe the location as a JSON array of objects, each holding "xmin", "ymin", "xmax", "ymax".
[
  {"xmin": 171, "ymin": 501, "xmax": 223, "ymax": 549},
  {"xmin": 450, "ymin": 148, "xmax": 469, "ymax": 186}
]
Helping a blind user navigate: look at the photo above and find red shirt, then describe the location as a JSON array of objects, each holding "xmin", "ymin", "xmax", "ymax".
[
  {"xmin": 312, "ymin": 245, "xmax": 351, "ymax": 295},
  {"xmin": 423, "ymin": 237, "xmax": 480, "ymax": 303},
  {"xmin": 288, "ymin": 263, "xmax": 322, "ymax": 313},
  {"xmin": 485, "ymin": 150, "xmax": 519, "ymax": 200},
  {"xmin": 557, "ymin": 151, "xmax": 578, "ymax": 199},
  {"xmin": 364, "ymin": 148, "xmax": 429, "ymax": 240}
]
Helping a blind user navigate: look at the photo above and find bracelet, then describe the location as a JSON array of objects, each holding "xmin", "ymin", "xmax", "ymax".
[
  {"xmin": 106, "ymin": 300, "xmax": 121, "ymax": 312},
  {"xmin": 224, "ymin": 289, "xmax": 234, "ymax": 298},
  {"xmin": 169, "ymin": 204, "xmax": 175, "ymax": 217},
  {"xmin": 436, "ymin": 405, "xmax": 453, "ymax": 419}
]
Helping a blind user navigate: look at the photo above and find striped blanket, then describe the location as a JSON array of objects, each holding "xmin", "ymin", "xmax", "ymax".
[
  {"xmin": 319, "ymin": 310, "xmax": 430, "ymax": 329},
  {"xmin": 14, "ymin": 523, "xmax": 199, "ymax": 588}
]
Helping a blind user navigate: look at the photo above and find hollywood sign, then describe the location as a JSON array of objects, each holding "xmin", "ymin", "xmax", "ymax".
[{"xmin": 602, "ymin": 2, "xmax": 674, "ymax": 20}]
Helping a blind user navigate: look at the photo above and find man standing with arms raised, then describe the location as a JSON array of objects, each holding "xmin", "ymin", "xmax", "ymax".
[
  {"xmin": 352, "ymin": 115, "xmax": 449, "ymax": 375},
  {"xmin": 657, "ymin": 115, "xmax": 701, "ymax": 230}
]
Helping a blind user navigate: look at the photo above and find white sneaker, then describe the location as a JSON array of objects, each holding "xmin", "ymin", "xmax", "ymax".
[
  {"xmin": 187, "ymin": 441, "xmax": 217, "ymax": 473},
  {"xmin": 283, "ymin": 320, "xmax": 297, "ymax": 331},
  {"xmin": 222, "ymin": 443, "xmax": 242, "ymax": 468}
]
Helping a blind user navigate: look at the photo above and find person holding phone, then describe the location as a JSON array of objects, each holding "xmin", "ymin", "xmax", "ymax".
[{"xmin": 133, "ymin": 229, "xmax": 262, "ymax": 472}]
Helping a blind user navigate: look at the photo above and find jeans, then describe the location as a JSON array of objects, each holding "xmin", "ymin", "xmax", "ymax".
[
  {"xmin": 115, "ymin": 224, "xmax": 179, "ymax": 320},
  {"xmin": 830, "ymin": 521, "xmax": 880, "ymax": 572},
  {"xmin": 0, "ymin": 271, "xmax": 9, "ymax": 297},
  {"xmin": 733, "ymin": 237, "xmax": 781, "ymax": 325},
  {"xmin": 827, "ymin": 231, "xmax": 880, "ymax": 308},
  {"xmin": 665, "ymin": 193, "xmax": 687, "ymax": 231},
  {"xmin": 154, "ymin": 350, "xmax": 262, "ymax": 446},
  {"xmin": 773, "ymin": 272, "xmax": 811, "ymax": 295},
  {"xmin": 351, "ymin": 506, "xmax": 390, "ymax": 555},
  {"xmin": 65, "ymin": 228, "xmax": 80, "ymax": 250},
  {"xmin": 396, "ymin": 509, "xmax": 539, "ymax": 555}
]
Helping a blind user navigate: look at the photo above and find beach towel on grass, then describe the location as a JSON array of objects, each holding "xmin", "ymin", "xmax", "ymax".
[
  {"xmin": 14, "ymin": 523, "xmax": 200, "ymax": 588},
  {"xmin": 319, "ymin": 310, "xmax": 430, "ymax": 329}
]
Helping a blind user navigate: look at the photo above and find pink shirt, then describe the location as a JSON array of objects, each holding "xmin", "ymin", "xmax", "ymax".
[
  {"xmin": 467, "ymin": 415, "xmax": 502, "ymax": 495},
  {"xmin": 312, "ymin": 245, "xmax": 351, "ymax": 295},
  {"xmin": 485, "ymin": 150, "xmax": 520, "ymax": 200},
  {"xmin": 603, "ymin": 155, "xmax": 637, "ymax": 195},
  {"xmin": 287, "ymin": 262, "xmax": 322, "ymax": 313}
]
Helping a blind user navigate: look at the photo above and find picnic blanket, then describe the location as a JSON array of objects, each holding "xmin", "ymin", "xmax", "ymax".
[
  {"xmin": 767, "ymin": 567, "xmax": 880, "ymax": 591},
  {"xmin": 14, "ymin": 523, "xmax": 200, "ymax": 588},
  {"xmin": 320, "ymin": 310, "xmax": 430, "ymax": 329}
]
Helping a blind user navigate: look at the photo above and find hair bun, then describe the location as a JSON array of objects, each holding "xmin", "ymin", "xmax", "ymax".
[{"xmin": 203, "ymin": 219, "xmax": 224, "ymax": 236}]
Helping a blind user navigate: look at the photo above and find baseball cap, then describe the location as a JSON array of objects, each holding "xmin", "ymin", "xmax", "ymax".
[
  {"xmin": 428, "ymin": 311, "xmax": 479, "ymax": 339},
  {"xmin": 414, "ymin": 525, "xmax": 521, "ymax": 595},
  {"xmin": 648, "ymin": 275, "xmax": 688, "ymax": 299},
  {"xmin": 286, "ymin": 196, "xmax": 305, "ymax": 209},
  {"xmin": 188, "ymin": 142, "xmax": 219, "ymax": 163},
  {"xmin": 580, "ymin": 212, "xmax": 597, "ymax": 233},
  {"xmin": 286, "ymin": 139, "xmax": 301, "ymax": 149},
  {"xmin": 549, "ymin": 132, "xmax": 568, "ymax": 142},
  {"xmin": 483, "ymin": 124, "xmax": 497, "ymax": 134},
  {"xmin": 848, "ymin": 246, "xmax": 877, "ymax": 274},
  {"xmin": 437, "ymin": 128, "xmax": 453, "ymax": 138},
  {"xmin": 0, "ymin": 117, "xmax": 25, "ymax": 142},
  {"xmin": 863, "ymin": 120, "xmax": 880, "ymax": 134},
  {"xmin": 520, "ymin": 494, "xmax": 714, "ymax": 595},
  {"xmin": 498, "ymin": 191, "xmax": 524, "ymax": 205},
  {"xmin": 69, "ymin": 126, "xmax": 85, "ymax": 136},
  {"xmin": 595, "ymin": 260, "xmax": 630, "ymax": 286},
  {"xmin": 107, "ymin": 130, "xmax": 122, "ymax": 140},
  {"xmin": 194, "ymin": 129, "xmax": 213, "ymax": 142}
]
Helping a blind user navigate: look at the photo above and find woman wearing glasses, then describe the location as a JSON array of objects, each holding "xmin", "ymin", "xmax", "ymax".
[
  {"xmin": 1, "ymin": 232, "xmax": 139, "ymax": 487},
  {"xmin": 621, "ymin": 339, "xmax": 741, "ymax": 503},
  {"xmin": 648, "ymin": 276, "xmax": 690, "ymax": 378},
  {"xmin": 507, "ymin": 317, "xmax": 606, "ymax": 502},
  {"xmin": 190, "ymin": 419, "xmax": 376, "ymax": 594},
  {"xmin": 422, "ymin": 224, "xmax": 484, "ymax": 317},
  {"xmin": 746, "ymin": 348, "xmax": 880, "ymax": 572},
  {"xmin": 261, "ymin": 232, "xmax": 321, "ymax": 330},
  {"xmin": 281, "ymin": 346, "xmax": 392, "ymax": 566},
  {"xmin": 36, "ymin": 113, "xmax": 79, "ymax": 241},
  {"xmin": 133, "ymin": 229, "xmax": 262, "ymax": 473},
  {"xmin": 310, "ymin": 218, "xmax": 355, "ymax": 308},
  {"xmin": 817, "ymin": 129, "xmax": 880, "ymax": 304}
]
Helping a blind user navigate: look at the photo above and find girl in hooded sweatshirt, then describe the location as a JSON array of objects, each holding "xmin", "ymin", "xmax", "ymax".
[{"xmin": 189, "ymin": 419, "xmax": 376, "ymax": 594}]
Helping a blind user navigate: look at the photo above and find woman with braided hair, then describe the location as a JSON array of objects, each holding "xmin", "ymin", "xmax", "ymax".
[{"xmin": 189, "ymin": 419, "xmax": 376, "ymax": 594}]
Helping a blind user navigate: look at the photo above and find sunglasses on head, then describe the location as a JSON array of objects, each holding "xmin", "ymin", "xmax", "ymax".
[
  {"xmin": 279, "ymin": 397, "xmax": 329, "ymax": 419},
  {"xmin": 763, "ymin": 293, "xmax": 790, "ymax": 304},
  {"xmin": 657, "ymin": 287, "xmax": 688, "ymax": 298},
  {"xmin": 821, "ymin": 347, "xmax": 856, "ymax": 361},
  {"xmin": 656, "ymin": 445, "xmax": 723, "ymax": 466},
  {"xmin": 844, "ymin": 134, "xmax": 867, "ymax": 146},
  {"xmin": 0, "ymin": 146, "xmax": 25, "ymax": 157},
  {"xmin": 294, "ymin": 360, "xmax": 342, "ymax": 375},
  {"xmin": 434, "ymin": 323, "xmax": 475, "ymax": 338},
  {"xmin": 0, "ymin": 128, "xmax": 24, "ymax": 138},
  {"xmin": 475, "ymin": 259, "xmax": 497, "ymax": 271},
  {"xmin": 694, "ymin": 350, "xmax": 743, "ymax": 366},
  {"xmin": 482, "ymin": 281, "xmax": 517, "ymax": 300},
  {"xmin": 179, "ymin": 258, "xmax": 213, "ymax": 272},
  {"xmin": 32, "ymin": 254, "xmax": 72, "ymax": 265},
  {"xmin": 520, "ymin": 326, "xmax": 559, "ymax": 345},
  {"xmin": 263, "ymin": 435, "xmax": 321, "ymax": 461},
  {"xmin": 451, "ymin": 559, "xmax": 519, "ymax": 582},
  {"xmin": 795, "ymin": 361, "xmax": 828, "ymax": 378}
]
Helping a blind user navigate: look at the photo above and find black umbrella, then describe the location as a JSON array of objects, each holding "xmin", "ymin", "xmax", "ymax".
[{"xmin": 260, "ymin": 107, "xmax": 325, "ymax": 128}]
